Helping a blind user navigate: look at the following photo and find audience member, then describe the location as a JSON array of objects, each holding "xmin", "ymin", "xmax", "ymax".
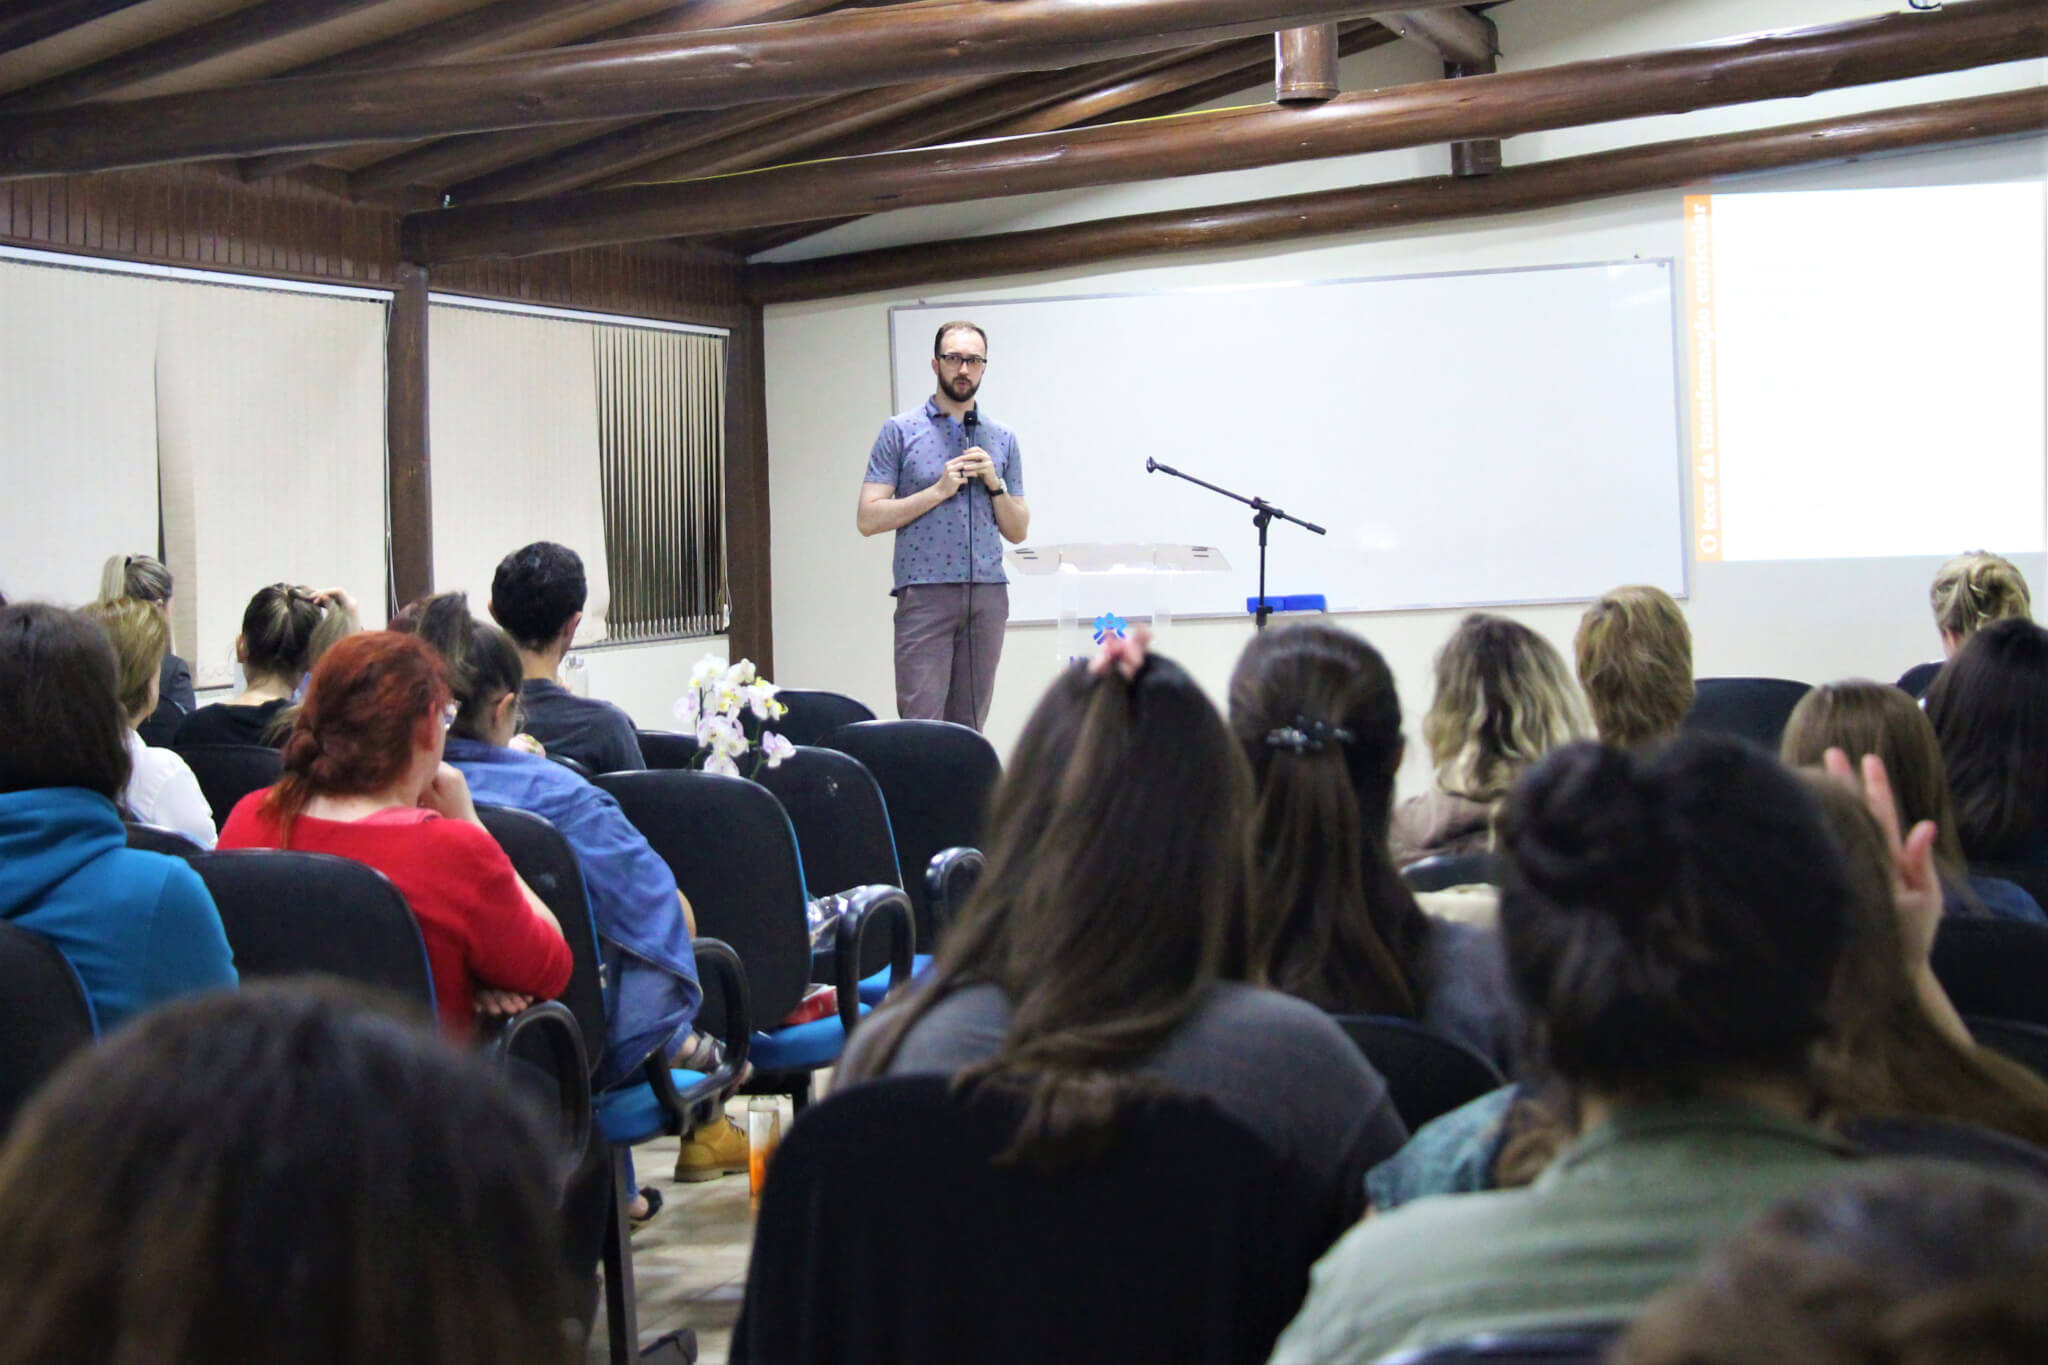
[
  {"xmin": 1899, "ymin": 550, "xmax": 2032, "ymax": 697},
  {"xmin": 99, "ymin": 552, "xmax": 194, "ymax": 746},
  {"xmin": 1926, "ymin": 618, "xmax": 2048, "ymax": 872},
  {"xmin": 488, "ymin": 543, "xmax": 643, "ymax": 775},
  {"xmin": 1616, "ymin": 1164, "xmax": 2048, "ymax": 1365},
  {"xmin": 0, "ymin": 984, "xmax": 577, "ymax": 1365},
  {"xmin": 172, "ymin": 583, "xmax": 356, "ymax": 747},
  {"xmin": 1272, "ymin": 735, "xmax": 1859, "ymax": 1362},
  {"xmin": 402, "ymin": 593, "xmax": 746, "ymax": 1196},
  {"xmin": 1783, "ymin": 680, "xmax": 2043, "ymax": 923},
  {"xmin": 80, "ymin": 600, "xmax": 216, "ymax": 848},
  {"xmin": 218, "ymin": 631, "xmax": 572, "ymax": 1039},
  {"xmin": 1228, "ymin": 623, "xmax": 1515, "ymax": 1070},
  {"xmin": 1573, "ymin": 584, "xmax": 1693, "ymax": 748},
  {"xmin": 1391, "ymin": 613, "xmax": 1589, "ymax": 865},
  {"xmin": 0, "ymin": 603, "xmax": 235, "ymax": 1030},
  {"xmin": 840, "ymin": 637, "xmax": 1406, "ymax": 1222}
]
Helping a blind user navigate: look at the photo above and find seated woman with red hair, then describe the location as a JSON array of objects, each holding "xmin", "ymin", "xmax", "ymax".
[{"xmin": 219, "ymin": 631, "xmax": 572, "ymax": 1037}]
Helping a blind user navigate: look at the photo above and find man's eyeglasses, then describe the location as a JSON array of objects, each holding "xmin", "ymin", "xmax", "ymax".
[{"xmin": 939, "ymin": 353, "xmax": 988, "ymax": 370}]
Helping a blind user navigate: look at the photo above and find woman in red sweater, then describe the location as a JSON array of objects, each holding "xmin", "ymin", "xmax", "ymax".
[{"xmin": 220, "ymin": 631, "xmax": 572, "ymax": 1038}]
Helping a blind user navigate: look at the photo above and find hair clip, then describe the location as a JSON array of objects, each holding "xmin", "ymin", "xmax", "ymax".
[{"xmin": 1264, "ymin": 715, "xmax": 1354, "ymax": 755}]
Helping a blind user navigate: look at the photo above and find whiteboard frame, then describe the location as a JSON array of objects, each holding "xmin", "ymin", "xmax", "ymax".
[{"xmin": 888, "ymin": 257, "xmax": 1693, "ymax": 623}]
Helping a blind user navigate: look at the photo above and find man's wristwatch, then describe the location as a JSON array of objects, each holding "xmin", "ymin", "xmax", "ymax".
[{"xmin": 987, "ymin": 478, "xmax": 1008, "ymax": 497}]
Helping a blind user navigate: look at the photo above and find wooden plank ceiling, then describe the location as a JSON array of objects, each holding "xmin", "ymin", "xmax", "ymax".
[{"xmin": 0, "ymin": 0, "xmax": 2040, "ymax": 288}]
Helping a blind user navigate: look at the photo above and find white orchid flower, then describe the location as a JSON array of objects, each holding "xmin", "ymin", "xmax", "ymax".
[
  {"xmin": 703, "ymin": 751, "xmax": 740, "ymax": 777},
  {"xmin": 689, "ymin": 655, "xmax": 726, "ymax": 689},
  {"xmin": 761, "ymin": 732, "xmax": 795, "ymax": 768},
  {"xmin": 726, "ymin": 658, "xmax": 757, "ymax": 687}
]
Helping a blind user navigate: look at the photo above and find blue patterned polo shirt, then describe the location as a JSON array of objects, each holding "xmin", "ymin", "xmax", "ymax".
[{"xmin": 863, "ymin": 397, "xmax": 1026, "ymax": 593}]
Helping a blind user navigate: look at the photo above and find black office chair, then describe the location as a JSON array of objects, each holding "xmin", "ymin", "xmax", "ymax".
[
  {"xmin": 757, "ymin": 747, "xmax": 921, "ymax": 1001},
  {"xmin": 1402, "ymin": 852, "xmax": 1499, "ymax": 892},
  {"xmin": 475, "ymin": 804, "xmax": 747, "ymax": 1365},
  {"xmin": 550, "ymin": 751, "xmax": 596, "ymax": 780},
  {"xmin": 733, "ymin": 1075, "xmax": 1338, "ymax": 1365},
  {"xmin": 598, "ymin": 769, "xmax": 912, "ymax": 1108},
  {"xmin": 764, "ymin": 690, "xmax": 877, "ymax": 747},
  {"xmin": 1374, "ymin": 1328, "xmax": 1620, "ymax": 1364},
  {"xmin": 1966, "ymin": 1016, "xmax": 2048, "ymax": 1082},
  {"xmin": 123, "ymin": 820, "xmax": 206, "ymax": 856},
  {"xmin": 1932, "ymin": 916, "xmax": 2048, "ymax": 1028},
  {"xmin": 821, "ymin": 719, "xmax": 1000, "ymax": 953},
  {"xmin": 634, "ymin": 730, "xmax": 702, "ymax": 771},
  {"xmin": 1331, "ymin": 1013, "xmax": 1507, "ymax": 1131},
  {"xmin": 1680, "ymin": 677, "xmax": 1812, "ymax": 750},
  {"xmin": 925, "ymin": 846, "xmax": 986, "ymax": 937},
  {"xmin": 172, "ymin": 742, "xmax": 283, "ymax": 832},
  {"xmin": 0, "ymin": 921, "xmax": 97, "ymax": 1136}
]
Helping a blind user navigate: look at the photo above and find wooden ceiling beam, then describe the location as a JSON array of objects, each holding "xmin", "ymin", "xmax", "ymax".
[
  {"xmin": 0, "ymin": 1, "xmax": 150, "ymax": 57},
  {"xmin": 401, "ymin": 0, "xmax": 2048, "ymax": 262},
  {"xmin": 748, "ymin": 86, "xmax": 2048, "ymax": 302},
  {"xmin": 0, "ymin": 0, "xmax": 1461, "ymax": 177},
  {"xmin": 240, "ymin": 0, "xmax": 841, "ymax": 186},
  {"xmin": 1379, "ymin": 7, "xmax": 1497, "ymax": 67},
  {"xmin": 1, "ymin": 0, "xmax": 390, "ymax": 110}
]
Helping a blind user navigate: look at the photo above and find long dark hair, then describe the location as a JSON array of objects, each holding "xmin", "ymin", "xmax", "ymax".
[
  {"xmin": 1782, "ymin": 681, "xmax": 1971, "ymax": 885},
  {"xmin": 1497, "ymin": 734, "xmax": 1849, "ymax": 1100},
  {"xmin": 0, "ymin": 604, "xmax": 132, "ymax": 800},
  {"xmin": 1926, "ymin": 618, "xmax": 2048, "ymax": 861},
  {"xmin": 0, "ymin": 984, "xmax": 575, "ymax": 1365},
  {"xmin": 396, "ymin": 592, "xmax": 522, "ymax": 743},
  {"xmin": 839, "ymin": 654, "xmax": 1254, "ymax": 1159},
  {"xmin": 1229, "ymin": 623, "xmax": 1433, "ymax": 1016}
]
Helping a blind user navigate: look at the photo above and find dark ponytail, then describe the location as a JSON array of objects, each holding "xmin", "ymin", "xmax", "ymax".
[
  {"xmin": 397, "ymin": 592, "xmax": 523, "ymax": 742},
  {"xmin": 1497, "ymin": 735, "xmax": 1849, "ymax": 1097}
]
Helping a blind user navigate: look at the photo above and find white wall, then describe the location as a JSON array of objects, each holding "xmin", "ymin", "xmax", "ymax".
[{"xmin": 760, "ymin": 0, "xmax": 2048, "ymax": 797}]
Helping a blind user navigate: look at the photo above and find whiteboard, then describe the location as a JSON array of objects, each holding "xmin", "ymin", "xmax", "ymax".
[{"xmin": 889, "ymin": 261, "xmax": 1687, "ymax": 623}]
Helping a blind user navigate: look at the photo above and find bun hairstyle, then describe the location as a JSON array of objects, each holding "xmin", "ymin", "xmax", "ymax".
[
  {"xmin": 840, "ymin": 652, "xmax": 1254, "ymax": 1162},
  {"xmin": 1931, "ymin": 551, "xmax": 2031, "ymax": 642},
  {"xmin": 239, "ymin": 583, "xmax": 348, "ymax": 686},
  {"xmin": 80, "ymin": 598, "xmax": 171, "ymax": 725},
  {"xmin": 263, "ymin": 632, "xmax": 450, "ymax": 846},
  {"xmin": 1229, "ymin": 623, "xmax": 1432, "ymax": 1016},
  {"xmin": 99, "ymin": 552, "xmax": 173, "ymax": 607},
  {"xmin": 1496, "ymin": 734, "xmax": 1850, "ymax": 1097},
  {"xmin": 393, "ymin": 592, "xmax": 522, "ymax": 743},
  {"xmin": 1926, "ymin": 618, "xmax": 2048, "ymax": 861}
]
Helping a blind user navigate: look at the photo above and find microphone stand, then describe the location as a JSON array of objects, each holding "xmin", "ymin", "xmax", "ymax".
[{"xmin": 1145, "ymin": 458, "xmax": 1327, "ymax": 632}]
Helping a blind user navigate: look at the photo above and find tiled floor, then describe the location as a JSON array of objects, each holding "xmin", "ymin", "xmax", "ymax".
[{"xmin": 584, "ymin": 1096, "xmax": 794, "ymax": 1365}]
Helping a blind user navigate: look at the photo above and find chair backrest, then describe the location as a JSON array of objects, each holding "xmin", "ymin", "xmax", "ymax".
[
  {"xmin": 1331, "ymin": 1013, "xmax": 1507, "ymax": 1131},
  {"xmin": 123, "ymin": 820, "xmax": 205, "ymax": 857},
  {"xmin": 1680, "ymin": 676, "xmax": 1812, "ymax": 750},
  {"xmin": 1964, "ymin": 1015, "xmax": 2048, "ymax": 1082},
  {"xmin": 172, "ymin": 742, "xmax": 283, "ymax": 832},
  {"xmin": 596, "ymin": 769, "xmax": 812, "ymax": 1029},
  {"xmin": 1932, "ymin": 916, "xmax": 2048, "ymax": 1028},
  {"xmin": 924, "ymin": 846, "xmax": 985, "ymax": 936},
  {"xmin": 757, "ymin": 746, "xmax": 902, "ymax": 897},
  {"xmin": 766, "ymin": 690, "xmax": 877, "ymax": 747},
  {"xmin": 634, "ymin": 729, "xmax": 702, "ymax": 771},
  {"xmin": 820, "ymin": 720, "xmax": 1000, "ymax": 950},
  {"xmin": 0, "ymin": 921, "xmax": 97, "ymax": 1135},
  {"xmin": 548, "ymin": 751, "xmax": 595, "ymax": 780},
  {"xmin": 1402, "ymin": 852, "xmax": 1499, "ymax": 893},
  {"xmin": 1374, "ymin": 1328, "xmax": 1620, "ymax": 1364},
  {"xmin": 735, "ymin": 1075, "xmax": 1336, "ymax": 1365},
  {"xmin": 186, "ymin": 850, "xmax": 436, "ymax": 1010},
  {"xmin": 474, "ymin": 804, "xmax": 608, "ymax": 1076}
]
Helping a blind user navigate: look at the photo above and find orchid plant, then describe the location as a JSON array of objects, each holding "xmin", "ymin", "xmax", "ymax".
[{"xmin": 674, "ymin": 655, "xmax": 793, "ymax": 777}]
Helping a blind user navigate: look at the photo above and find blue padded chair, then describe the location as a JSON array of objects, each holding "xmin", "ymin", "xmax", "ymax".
[
  {"xmin": 597, "ymin": 769, "xmax": 913, "ymax": 1109},
  {"xmin": 1681, "ymin": 677, "xmax": 1812, "ymax": 751},
  {"xmin": 634, "ymin": 729, "xmax": 702, "ymax": 771},
  {"xmin": 821, "ymin": 719, "xmax": 1000, "ymax": 955},
  {"xmin": 172, "ymin": 742, "xmax": 282, "ymax": 832},
  {"xmin": 763, "ymin": 689, "xmax": 877, "ymax": 746},
  {"xmin": 1331, "ymin": 1013, "xmax": 1507, "ymax": 1131},
  {"xmin": 123, "ymin": 819, "xmax": 206, "ymax": 856},
  {"xmin": 0, "ymin": 920, "xmax": 98, "ymax": 1136},
  {"xmin": 756, "ymin": 746, "xmax": 930, "ymax": 1006},
  {"xmin": 475, "ymin": 804, "xmax": 747, "ymax": 1365},
  {"xmin": 924, "ymin": 846, "xmax": 985, "ymax": 939}
]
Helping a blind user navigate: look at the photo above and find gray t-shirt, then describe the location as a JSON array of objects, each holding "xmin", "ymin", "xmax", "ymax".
[
  {"xmin": 863, "ymin": 398, "xmax": 1025, "ymax": 593},
  {"xmin": 840, "ymin": 979, "xmax": 1407, "ymax": 1211}
]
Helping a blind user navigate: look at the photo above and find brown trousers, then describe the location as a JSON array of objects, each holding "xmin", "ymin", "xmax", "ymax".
[{"xmin": 893, "ymin": 583, "xmax": 1008, "ymax": 731}]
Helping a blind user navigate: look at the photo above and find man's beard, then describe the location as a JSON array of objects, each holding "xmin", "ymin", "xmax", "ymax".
[{"xmin": 946, "ymin": 373, "xmax": 980, "ymax": 403}]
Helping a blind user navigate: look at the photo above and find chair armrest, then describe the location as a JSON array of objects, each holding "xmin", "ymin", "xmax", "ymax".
[
  {"xmin": 640, "ymin": 937, "xmax": 753, "ymax": 1132},
  {"xmin": 476, "ymin": 1000, "xmax": 592, "ymax": 1184},
  {"xmin": 830, "ymin": 885, "xmax": 916, "ymax": 1033},
  {"xmin": 924, "ymin": 846, "xmax": 985, "ymax": 935}
]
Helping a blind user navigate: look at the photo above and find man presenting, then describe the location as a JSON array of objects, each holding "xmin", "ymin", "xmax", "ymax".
[{"xmin": 858, "ymin": 321, "xmax": 1029, "ymax": 730}]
